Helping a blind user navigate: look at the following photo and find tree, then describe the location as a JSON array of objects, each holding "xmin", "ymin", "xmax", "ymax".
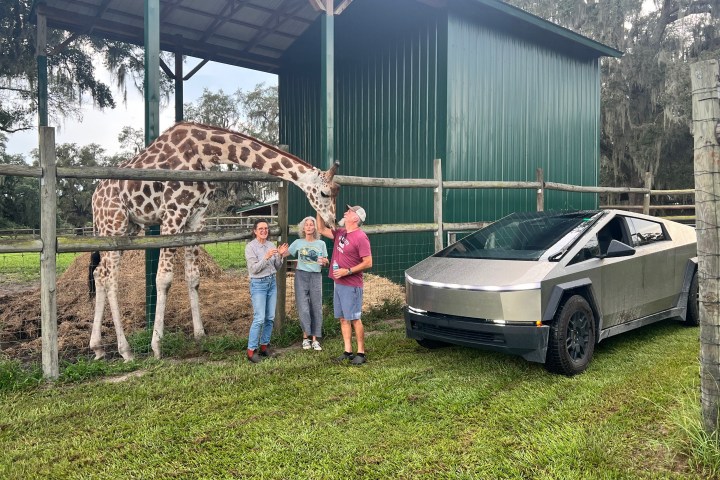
[
  {"xmin": 117, "ymin": 126, "xmax": 145, "ymax": 156},
  {"xmin": 0, "ymin": 133, "xmax": 39, "ymax": 228},
  {"xmin": 51, "ymin": 143, "xmax": 108, "ymax": 229},
  {"xmin": 506, "ymin": 0, "xmax": 720, "ymax": 193},
  {"xmin": 182, "ymin": 83, "xmax": 280, "ymax": 214},
  {"xmin": 0, "ymin": 1, "xmax": 172, "ymax": 135}
]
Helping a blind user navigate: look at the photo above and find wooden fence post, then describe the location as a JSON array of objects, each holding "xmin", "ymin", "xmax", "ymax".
[
  {"xmin": 536, "ymin": 168, "xmax": 544, "ymax": 212},
  {"xmin": 275, "ymin": 179, "xmax": 289, "ymax": 331},
  {"xmin": 434, "ymin": 159, "xmax": 443, "ymax": 252},
  {"xmin": 691, "ymin": 59, "xmax": 720, "ymax": 434},
  {"xmin": 643, "ymin": 172, "xmax": 653, "ymax": 215},
  {"xmin": 39, "ymin": 126, "xmax": 58, "ymax": 380}
]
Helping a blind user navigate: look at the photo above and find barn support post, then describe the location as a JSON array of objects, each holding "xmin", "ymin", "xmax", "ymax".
[
  {"xmin": 39, "ymin": 127, "xmax": 58, "ymax": 380},
  {"xmin": 320, "ymin": 0, "xmax": 335, "ymax": 169},
  {"xmin": 434, "ymin": 159, "xmax": 443, "ymax": 252},
  {"xmin": 690, "ymin": 59, "xmax": 720, "ymax": 435},
  {"xmin": 144, "ymin": 0, "xmax": 161, "ymax": 329},
  {"xmin": 643, "ymin": 172, "xmax": 653, "ymax": 215},
  {"xmin": 275, "ymin": 179, "xmax": 289, "ymax": 330},
  {"xmin": 536, "ymin": 168, "xmax": 544, "ymax": 211}
]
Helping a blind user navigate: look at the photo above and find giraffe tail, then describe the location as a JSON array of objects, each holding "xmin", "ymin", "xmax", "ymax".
[{"xmin": 88, "ymin": 251, "xmax": 101, "ymax": 298}]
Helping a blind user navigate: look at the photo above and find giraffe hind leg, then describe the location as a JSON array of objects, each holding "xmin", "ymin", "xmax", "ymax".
[{"xmin": 104, "ymin": 251, "xmax": 134, "ymax": 361}]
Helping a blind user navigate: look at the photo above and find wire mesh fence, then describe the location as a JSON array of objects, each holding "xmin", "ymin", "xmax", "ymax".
[{"xmin": 0, "ymin": 152, "xmax": 698, "ymax": 377}]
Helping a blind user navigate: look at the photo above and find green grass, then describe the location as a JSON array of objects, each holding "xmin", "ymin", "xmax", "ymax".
[
  {"xmin": 0, "ymin": 252, "xmax": 78, "ymax": 282},
  {"xmin": 0, "ymin": 319, "xmax": 717, "ymax": 479},
  {"xmin": 0, "ymin": 243, "xmax": 246, "ymax": 283},
  {"xmin": 202, "ymin": 242, "xmax": 246, "ymax": 270}
]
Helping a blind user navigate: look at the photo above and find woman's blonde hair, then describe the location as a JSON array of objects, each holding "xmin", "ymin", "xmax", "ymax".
[{"xmin": 297, "ymin": 216, "xmax": 320, "ymax": 240}]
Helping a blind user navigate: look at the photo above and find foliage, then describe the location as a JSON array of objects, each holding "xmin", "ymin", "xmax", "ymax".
[
  {"xmin": 0, "ymin": 133, "xmax": 39, "ymax": 228},
  {"xmin": 670, "ymin": 388, "xmax": 720, "ymax": 478},
  {"xmin": 0, "ymin": 359, "xmax": 42, "ymax": 391},
  {"xmin": 48, "ymin": 143, "xmax": 109, "ymax": 229},
  {"xmin": 0, "ymin": 1, "xmax": 172, "ymax": 135},
  {"xmin": 0, "ymin": 323, "xmax": 715, "ymax": 478},
  {"xmin": 182, "ymin": 83, "xmax": 280, "ymax": 214},
  {"xmin": 506, "ymin": 0, "xmax": 720, "ymax": 191}
]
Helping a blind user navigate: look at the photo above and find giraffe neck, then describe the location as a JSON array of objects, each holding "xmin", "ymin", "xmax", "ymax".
[{"xmin": 171, "ymin": 122, "xmax": 315, "ymax": 184}]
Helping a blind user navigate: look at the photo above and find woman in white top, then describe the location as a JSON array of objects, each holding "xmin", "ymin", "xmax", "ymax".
[{"xmin": 288, "ymin": 216, "xmax": 328, "ymax": 351}]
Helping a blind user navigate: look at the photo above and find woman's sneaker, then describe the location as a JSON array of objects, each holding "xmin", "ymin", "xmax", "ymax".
[
  {"xmin": 312, "ymin": 340, "xmax": 322, "ymax": 351},
  {"xmin": 302, "ymin": 339, "xmax": 312, "ymax": 350}
]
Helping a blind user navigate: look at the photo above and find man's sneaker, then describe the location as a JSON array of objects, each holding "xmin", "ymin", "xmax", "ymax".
[
  {"xmin": 302, "ymin": 339, "xmax": 312, "ymax": 350},
  {"xmin": 335, "ymin": 351, "xmax": 355, "ymax": 362},
  {"xmin": 312, "ymin": 340, "xmax": 322, "ymax": 351},
  {"xmin": 247, "ymin": 352, "xmax": 263, "ymax": 364},
  {"xmin": 350, "ymin": 354, "xmax": 366, "ymax": 365}
]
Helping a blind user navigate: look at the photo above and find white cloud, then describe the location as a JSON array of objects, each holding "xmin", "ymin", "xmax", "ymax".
[{"xmin": 5, "ymin": 58, "xmax": 277, "ymax": 160}]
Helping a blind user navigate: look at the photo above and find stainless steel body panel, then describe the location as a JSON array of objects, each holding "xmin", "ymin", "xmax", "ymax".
[{"xmin": 405, "ymin": 210, "xmax": 697, "ymax": 365}]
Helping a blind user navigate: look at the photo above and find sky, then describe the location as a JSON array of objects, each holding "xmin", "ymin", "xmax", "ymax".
[{"xmin": 5, "ymin": 58, "xmax": 277, "ymax": 160}]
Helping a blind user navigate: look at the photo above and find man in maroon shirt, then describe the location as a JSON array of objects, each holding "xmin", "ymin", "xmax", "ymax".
[{"xmin": 317, "ymin": 204, "xmax": 373, "ymax": 365}]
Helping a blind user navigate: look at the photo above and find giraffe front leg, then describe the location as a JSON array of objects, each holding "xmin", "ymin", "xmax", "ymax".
[
  {"xmin": 151, "ymin": 248, "xmax": 175, "ymax": 359},
  {"xmin": 90, "ymin": 281, "xmax": 107, "ymax": 360},
  {"xmin": 185, "ymin": 245, "xmax": 205, "ymax": 340}
]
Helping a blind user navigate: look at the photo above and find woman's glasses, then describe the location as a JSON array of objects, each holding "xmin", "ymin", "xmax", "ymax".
[{"xmin": 256, "ymin": 227, "xmax": 269, "ymax": 231}]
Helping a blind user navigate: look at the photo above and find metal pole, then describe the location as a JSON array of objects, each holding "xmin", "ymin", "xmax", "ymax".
[
  {"xmin": 145, "ymin": 0, "xmax": 161, "ymax": 328},
  {"xmin": 175, "ymin": 47, "xmax": 184, "ymax": 122},
  {"xmin": 320, "ymin": 2, "xmax": 334, "ymax": 169}
]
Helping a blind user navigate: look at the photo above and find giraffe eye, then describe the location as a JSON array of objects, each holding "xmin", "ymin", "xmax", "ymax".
[{"xmin": 320, "ymin": 191, "xmax": 330, "ymax": 198}]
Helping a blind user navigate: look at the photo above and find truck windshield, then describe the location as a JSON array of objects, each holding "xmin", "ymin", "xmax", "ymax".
[{"xmin": 436, "ymin": 211, "xmax": 600, "ymax": 260}]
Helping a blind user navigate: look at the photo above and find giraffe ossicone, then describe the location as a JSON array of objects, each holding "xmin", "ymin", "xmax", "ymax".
[{"xmin": 89, "ymin": 122, "xmax": 340, "ymax": 360}]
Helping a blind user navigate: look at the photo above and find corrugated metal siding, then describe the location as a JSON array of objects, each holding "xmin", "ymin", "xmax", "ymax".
[
  {"xmin": 280, "ymin": 7, "xmax": 445, "ymax": 284},
  {"xmin": 279, "ymin": 4, "xmax": 603, "ymax": 283},
  {"xmin": 445, "ymin": 13, "xmax": 600, "ymax": 224}
]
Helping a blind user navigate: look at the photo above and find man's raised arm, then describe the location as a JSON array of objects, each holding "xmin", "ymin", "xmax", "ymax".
[{"xmin": 317, "ymin": 211, "xmax": 334, "ymax": 239}]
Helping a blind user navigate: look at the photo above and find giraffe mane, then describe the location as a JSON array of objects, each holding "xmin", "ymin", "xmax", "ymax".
[{"xmin": 177, "ymin": 121, "xmax": 319, "ymax": 170}]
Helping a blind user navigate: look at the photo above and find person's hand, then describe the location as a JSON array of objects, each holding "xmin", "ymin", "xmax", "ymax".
[
  {"xmin": 265, "ymin": 248, "xmax": 278, "ymax": 260},
  {"xmin": 278, "ymin": 243, "xmax": 289, "ymax": 256},
  {"xmin": 333, "ymin": 267, "xmax": 351, "ymax": 279},
  {"xmin": 318, "ymin": 257, "xmax": 329, "ymax": 266}
]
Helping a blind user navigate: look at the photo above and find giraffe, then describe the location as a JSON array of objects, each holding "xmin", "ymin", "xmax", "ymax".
[{"xmin": 90, "ymin": 122, "xmax": 340, "ymax": 361}]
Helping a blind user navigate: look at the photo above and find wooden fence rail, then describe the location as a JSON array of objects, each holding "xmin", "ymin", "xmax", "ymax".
[{"xmin": 0, "ymin": 128, "xmax": 697, "ymax": 378}]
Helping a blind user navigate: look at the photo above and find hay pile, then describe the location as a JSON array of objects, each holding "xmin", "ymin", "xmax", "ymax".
[{"xmin": 0, "ymin": 250, "xmax": 405, "ymax": 360}]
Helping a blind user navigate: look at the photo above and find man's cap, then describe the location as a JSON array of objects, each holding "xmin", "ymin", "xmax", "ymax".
[{"xmin": 346, "ymin": 204, "xmax": 367, "ymax": 223}]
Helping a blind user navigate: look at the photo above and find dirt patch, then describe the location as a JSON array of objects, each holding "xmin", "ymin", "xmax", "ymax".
[{"xmin": 0, "ymin": 249, "xmax": 405, "ymax": 361}]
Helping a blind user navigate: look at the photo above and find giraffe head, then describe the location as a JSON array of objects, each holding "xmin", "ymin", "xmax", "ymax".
[{"xmin": 298, "ymin": 161, "xmax": 340, "ymax": 228}]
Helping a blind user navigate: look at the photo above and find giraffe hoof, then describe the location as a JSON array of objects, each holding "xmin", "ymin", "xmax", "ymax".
[{"xmin": 93, "ymin": 351, "xmax": 106, "ymax": 361}]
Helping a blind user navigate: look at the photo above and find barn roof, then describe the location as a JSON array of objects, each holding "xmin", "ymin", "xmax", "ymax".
[{"xmin": 31, "ymin": 0, "xmax": 621, "ymax": 75}]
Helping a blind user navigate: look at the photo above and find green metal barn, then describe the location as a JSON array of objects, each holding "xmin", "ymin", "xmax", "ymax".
[
  {"xmin": 280, "ymin": 0, "xmax": 621, "ymax": 281},
  {"xmin": 31, "ymin": 0, "xmax": 621, "ymax": 284}
]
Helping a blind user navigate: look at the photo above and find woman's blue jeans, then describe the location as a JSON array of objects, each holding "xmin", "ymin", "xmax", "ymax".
[{"xmin": 248, "ymin": 274, "xmax": 277, "ymax": 351}]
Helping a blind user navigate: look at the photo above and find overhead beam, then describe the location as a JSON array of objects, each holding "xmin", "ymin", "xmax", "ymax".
[
  {"xmin": 308, "ymin": 0, "xmax": 326, "ymax": 12},
  {"xmin": 334, "ymin": 0, "xmax": 354, "ymax": 15}
]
